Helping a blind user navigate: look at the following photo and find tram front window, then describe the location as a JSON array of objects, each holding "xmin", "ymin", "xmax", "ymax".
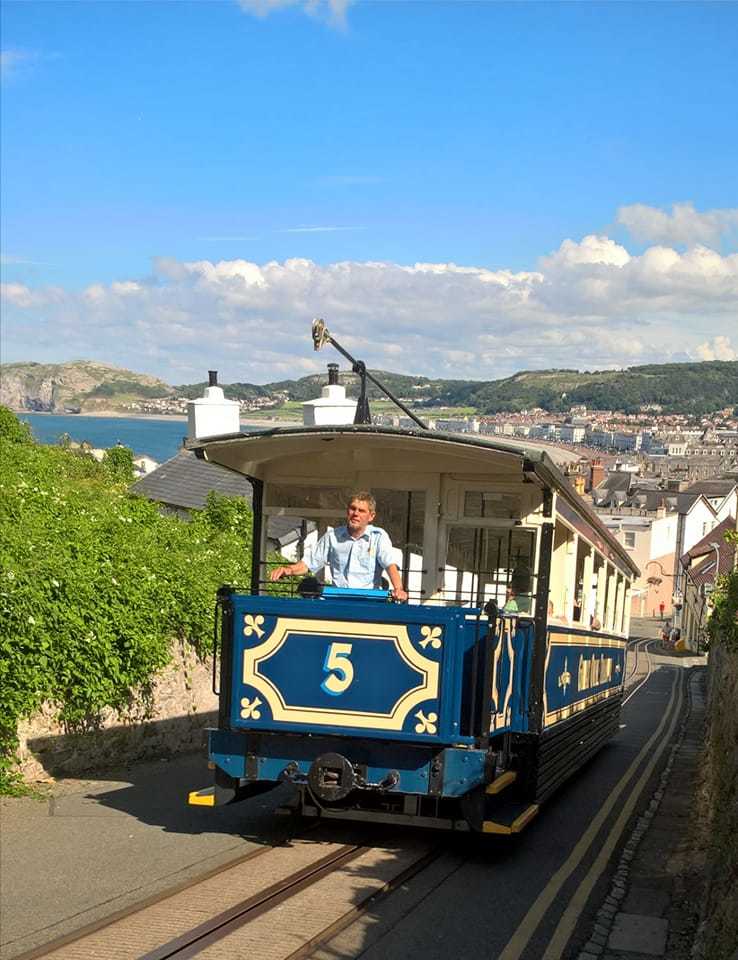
[
  {"xmin": 443, "ymin": 526, "xmax": 536, "ymax": 612},
  {"xmin": 262, "ymin": 485, "xmax": 426, "ymax": 600}
]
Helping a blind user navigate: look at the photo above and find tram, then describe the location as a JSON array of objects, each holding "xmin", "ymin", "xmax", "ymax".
[{"xmin": 188, "ymin": 327, "xmax": 638, "ymax": 834}]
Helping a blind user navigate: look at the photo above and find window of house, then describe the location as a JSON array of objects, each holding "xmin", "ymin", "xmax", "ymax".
[{"xmin": 624, "ymin": 531, "xmax": 636, "ymax": 549}]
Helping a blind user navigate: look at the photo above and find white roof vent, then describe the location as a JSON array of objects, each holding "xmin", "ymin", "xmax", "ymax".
[
  {"xmin": 303, "ymin": 364, "xmax": 357, "ymax": 426},
  {"xmin": 187, "ymin": 370, "xmax": 240, "ymax": 440}
]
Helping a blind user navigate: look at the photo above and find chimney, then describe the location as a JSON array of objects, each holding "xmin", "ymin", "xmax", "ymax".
[
  {"xmin": 187, "ymin": 370, "xmax": 240, "ymax": 440},
  {"xmin": 302, "ymin": 364, "xmax": 357, "ymax": 426},
  {"xmin": 589, "ymin": 458, "xmax": 605, "ymax": 492}
]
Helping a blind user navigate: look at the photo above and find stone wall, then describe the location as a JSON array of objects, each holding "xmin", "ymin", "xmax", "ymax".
[
  {"xmin": 699, "ymin": 639, "xmax": 738, "ymax": 960},
  {"xmin": 16, "ymin": 641, "xmax": 218, "ymax": 781}
]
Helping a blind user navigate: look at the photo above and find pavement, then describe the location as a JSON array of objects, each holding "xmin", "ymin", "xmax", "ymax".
[
  {"xmin": 572, "ymin": 652, "xmax": 708, "ymax": 960},
  {"xmin": 0, "ymin": 640, "xmax": 709, "ymax": 960},
  {"xmin": 0, "ymin": 753, "xmax": 297, "ymax": 959}
]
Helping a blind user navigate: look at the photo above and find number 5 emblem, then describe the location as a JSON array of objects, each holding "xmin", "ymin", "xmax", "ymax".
[{"xmin": 321, "ymin": 642, "xmax": 354, "ymax": 696}]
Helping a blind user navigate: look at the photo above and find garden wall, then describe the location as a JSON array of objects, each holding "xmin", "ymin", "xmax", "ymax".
[
  {"xmin": 16, "ymin": 642, "xmax": 217, "ymax": 781},
  {"xmin": 699, "ymin": 639, "xmax": 738, "ymax": 960}
]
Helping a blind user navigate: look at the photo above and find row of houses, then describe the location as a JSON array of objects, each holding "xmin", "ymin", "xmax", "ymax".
[
  {"xmin": 591, "ymin": 471, "xmax": 737, "ymax": 649},
  {"xmin": 123, "ymin": 375, "xmax": 735, "ymax": 654}
]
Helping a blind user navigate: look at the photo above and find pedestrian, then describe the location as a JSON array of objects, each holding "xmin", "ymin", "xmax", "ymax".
[{"xmin": 659, "ymin": 600, "xmax": 665, "ymax": 620}]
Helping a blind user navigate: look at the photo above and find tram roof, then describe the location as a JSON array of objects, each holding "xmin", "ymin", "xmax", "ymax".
[{"xmin": 189, "ymin": 424, "xmax": 639, "ymax": 578}]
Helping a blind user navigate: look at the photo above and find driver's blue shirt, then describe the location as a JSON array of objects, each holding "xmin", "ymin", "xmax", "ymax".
[{"xmin": 306, "ymin": 524, "xmax": 395, "ymax": 589}]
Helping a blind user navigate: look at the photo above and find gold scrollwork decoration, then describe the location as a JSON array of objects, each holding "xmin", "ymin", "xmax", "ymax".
[
  {"xmin": 419, "ymin": 626, "xmax": 442, "ymax": 650},
  {"xmin": 240, "ymin": 696, "xmax": 262, "ymax": 720},
  {"xmin": 244, "ymin": 614, "xmax": 265, "ymax": 638},
  {"xmin": 558, "ymin": 657, "xmax": 572, "ymax": 696},
  {"xmin": 414, "ymin": 709, "xmax": 438, "ymax": 734}
]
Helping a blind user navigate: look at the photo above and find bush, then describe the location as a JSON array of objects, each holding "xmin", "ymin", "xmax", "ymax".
[
  {"xmin": 102, "ymin": 445, "xmax": 134, "ymax": 482},
  {"xmin": 0, "ymin": 413, "xmax": 255, "ymax": 792},
  {"xmin": 0, "ymin": 405, "xmax": 33, "ymax": 444}
]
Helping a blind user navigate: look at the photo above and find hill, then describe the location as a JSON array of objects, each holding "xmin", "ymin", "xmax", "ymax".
[
  {"xmin": 0, "ymin": 361, "xmax": 172, "ymax": 413},
  {"xmin": 460, "ymin": 362, "xmax": 738, "ymax": 416},
  {"xmin": 3, "ymin": 359, "xmax": 737, "ymax": 417}
]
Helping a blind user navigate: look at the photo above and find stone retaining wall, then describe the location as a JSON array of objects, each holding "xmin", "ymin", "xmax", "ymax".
[
  {"xmin": 700, "ymin": 639, "xmax": 738, "ymax": 960},
  {"xmin": 17, "ymin": 641, "xmax": 218, "ymax": 781}
]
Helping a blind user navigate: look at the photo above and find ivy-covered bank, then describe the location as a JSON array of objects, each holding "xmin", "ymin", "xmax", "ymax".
[
  {"xmin": 700, "ymin": 531, "xmax": 738, "ymax": 960},
  {"xmin": 0, "ymin": 406, "xmax": 254, "ymax": 793}
]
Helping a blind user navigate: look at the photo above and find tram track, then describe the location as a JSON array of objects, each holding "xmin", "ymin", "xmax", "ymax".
[
  {"xmin": 623, "ymin": 637, "xmax": 655, "ymax": 705},
  {"xmin": 22, "ymin": 832, "xmax": 440, "ymax": 960}
]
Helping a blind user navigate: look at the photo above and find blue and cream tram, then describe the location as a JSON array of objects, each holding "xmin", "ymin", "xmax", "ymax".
[{"xmin": 189, "ymin": 414, "xmax": 639, "ymax": 834}]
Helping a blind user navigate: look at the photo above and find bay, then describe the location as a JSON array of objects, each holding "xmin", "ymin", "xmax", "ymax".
[{"xmin": 18, "ymin": 413, "xmax": 260, "ymax": 463}]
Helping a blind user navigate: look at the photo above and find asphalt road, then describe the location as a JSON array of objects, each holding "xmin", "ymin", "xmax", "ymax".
[
  {"xmin": 0, "ymin": 643, "xmax": 696, "ymax": 960},
  {"xmin": 312, "ymin": 647, "xmax": 692, "ymax": 960}
]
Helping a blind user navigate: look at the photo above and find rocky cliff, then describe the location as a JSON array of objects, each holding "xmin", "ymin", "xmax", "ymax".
[{"xmin": 0, "ymin": 361, "xmax": 171, "ymax": 413}]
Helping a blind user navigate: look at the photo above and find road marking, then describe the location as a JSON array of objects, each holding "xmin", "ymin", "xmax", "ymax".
[
  {"xmin": 541, "ymin": 669, "xmax": 684, "ymax": 959},
  {"xmin": 496, "ymin": 667, "xmax": 681, "ymax": 960}
]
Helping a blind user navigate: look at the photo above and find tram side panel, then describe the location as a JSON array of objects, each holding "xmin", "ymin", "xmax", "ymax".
[{"xmin": 511, "ymin": 624, "xmax": 627, "ymax": 804}]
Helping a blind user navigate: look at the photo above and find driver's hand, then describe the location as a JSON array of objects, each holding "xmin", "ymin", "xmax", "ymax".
[
  {"xmin": 269, "ymin": 567, "xmax": 286, "ymax": 582},
  {"xmin": 391, "ymin": 587, "xmax": 409, "ymax": 603}
]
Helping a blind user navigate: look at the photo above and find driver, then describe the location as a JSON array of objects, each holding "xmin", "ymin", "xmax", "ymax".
[{"xmin": 269, "ymin": 491, "xmax": 408, "ymax": 602}]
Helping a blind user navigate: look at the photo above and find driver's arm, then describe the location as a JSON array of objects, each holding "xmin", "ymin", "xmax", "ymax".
[
  {"xmin": 385, "ymin": 563, "xmax": 408, "ymax": 603},
  {"xmin": 269, "ymin": 560, "xmax": 309, "ymax": 581}
]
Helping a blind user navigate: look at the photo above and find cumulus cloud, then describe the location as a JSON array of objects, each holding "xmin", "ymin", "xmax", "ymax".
[
  {"xmin": 617, "ymin": 202, "xmax": 738, "ymax": 249},
  {"xmin": 2, "ymin": 233, "xmax": 737, "ymax": 384},
  {"xmin": 237, "ymin": 0, "xmax": 352, "ymax": 26},
  {"xmin": 695, "ymin": 336, "xmax": 737, "ymax": 362}
]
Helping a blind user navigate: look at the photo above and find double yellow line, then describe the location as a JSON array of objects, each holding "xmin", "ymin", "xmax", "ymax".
[{"xmin": 498, "ymin": 666, "xmax": 684, "ymax": 960}]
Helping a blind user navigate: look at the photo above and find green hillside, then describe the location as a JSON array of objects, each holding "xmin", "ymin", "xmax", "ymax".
[
  {"xmin": 4, "ymin": 359, "xmax": 737, "ymax": 417},
  {"xmin": 461, "ymin": 361, "xmax": 738, "ymax": 415}
]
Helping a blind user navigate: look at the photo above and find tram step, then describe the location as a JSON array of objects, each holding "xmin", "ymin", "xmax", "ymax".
[
  {"xmin": 485, "ymin": 770, "xmax": 518, "ymax": 795},
  {"xmin": 482, "ymin": 799, "xmax": 539, "ymax": 835},
  {"xmin": 188, "ymin": 786, "xmax": 215, "ymax": 807}
]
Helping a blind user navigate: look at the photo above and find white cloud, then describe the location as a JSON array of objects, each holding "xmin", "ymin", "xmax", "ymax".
[
  {"xmin": 617, "ymin": 202, "xmax": 738, "ymax": 249},
  {"xmin": 2, "ymin": 231, "xmax": 737, "ymax": 385},
  {"xmin": 237, "ymin": 0, "xmax": 352, "ymax": 27},
  {"xmin": 695, "ymin": 336, "xmax": 737, "ymax": 362}
]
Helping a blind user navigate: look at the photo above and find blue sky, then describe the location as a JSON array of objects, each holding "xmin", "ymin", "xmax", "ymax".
[{"xmin": 1, "ymin": 1, "xmax": 737, "ymax": 384}]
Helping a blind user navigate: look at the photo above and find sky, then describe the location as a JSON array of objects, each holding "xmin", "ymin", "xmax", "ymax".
[{"xmin": 1, "ymin": 0, "xmax": 737, "ymax": 386}]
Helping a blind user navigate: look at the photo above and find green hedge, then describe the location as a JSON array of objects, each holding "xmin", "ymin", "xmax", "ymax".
[{"xmin": 0, "ymin": 407, "xmax": 255, "ymax": 792}]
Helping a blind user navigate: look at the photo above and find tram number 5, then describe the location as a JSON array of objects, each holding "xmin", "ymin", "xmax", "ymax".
[{"xmin": 321, "ymin": 642, "xmax": 354, "ymax": 696}]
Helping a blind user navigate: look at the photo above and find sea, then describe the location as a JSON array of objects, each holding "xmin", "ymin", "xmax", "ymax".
[{"xmin": 18, "ymin": 413, "xmax": 259, "ymax": 464}]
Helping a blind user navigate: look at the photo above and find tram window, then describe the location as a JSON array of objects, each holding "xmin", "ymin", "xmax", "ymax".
[
  {"xmin": 266, "ymin": 484, "xmax": 346, "ymax": 511},
  {"xmin": 573, "ymin": 538, "xmax": 590, "ymax": 623},
  {"xmin": 443, "ymin": 526, "xmax": 536, "ymax": 611},
  {"xmin": 372, "ymin": 489, "xmax": 426, "ymax": 599},
  {"xmin": 463, "ymin": 491, "xmax": 520, "ymax": 520},
  {"xmin": 262, "ymin": 487, "xmax": 427, "ymax": 600}
]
